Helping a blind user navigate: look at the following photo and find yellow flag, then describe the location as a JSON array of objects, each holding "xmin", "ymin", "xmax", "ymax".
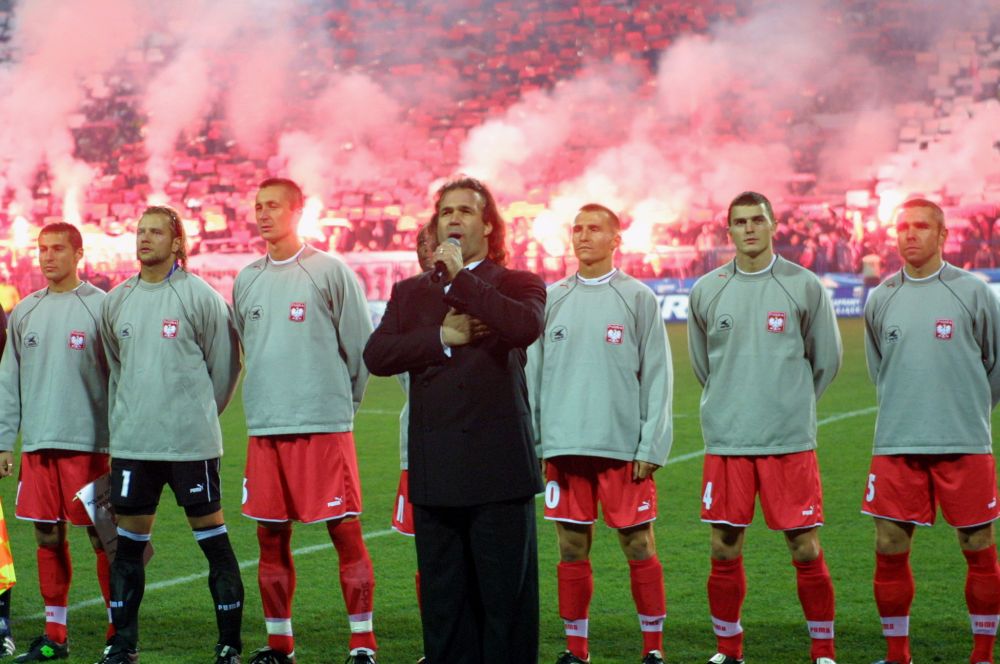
[{"xmin": 0, "ymin": 499, "xmax": 16, "ymax": 592}]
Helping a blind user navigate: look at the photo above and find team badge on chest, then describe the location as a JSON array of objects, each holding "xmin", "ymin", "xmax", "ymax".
[
  {"xmin": 766, "ymin": 311, "xmax": 786, "ymax": 333},
  {"xmin": 162, "ymin": 319, "xmax": 179, "ymax": 339},
  {"xmin": 68, "ymin": 330, "xmax": 86, "ymax": 350},
  {"xmin": 935, "ymin": 319, "xmax": 953, "ymax": 340},
  {"xmin": 289, "ymin": 302, "xmax": 306, "ymax": 322},
  {"xmin": 606, "ymin": 324, "xmax": 624, "ymax": 344}
]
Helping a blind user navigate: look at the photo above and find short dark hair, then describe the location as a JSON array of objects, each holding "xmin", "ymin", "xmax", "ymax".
[
  {"xmin": 431, "ymin": 177, "xmax": 507, "ymax": 265},
  {"xmin": 39, "ymin": 222, "xmax": 82, "ymax": 251},
  {"xmin": 259, "ymin": 178, "xmax": 305, "ymax": 211},
  {"xmin": 898, "ymin": 198, "xmax": 945, "ymax": 229},
  {"xmin": 727, "ymin": 191, "xmax": 775, "ymax": 226},
  {"xmin": 577, "ymin": 203, "xmax": 621, "ymax": 231},
  {"xmin": 142, "ymin": 205, "xmax": 188, "ymax": 268}
]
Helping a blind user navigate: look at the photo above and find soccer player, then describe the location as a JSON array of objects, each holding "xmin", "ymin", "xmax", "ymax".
[
  {"xmin": 687, "ymin": 191, "xmax": 842, "ymax": 664},
  {"xmin": 863, "ymin": 198, "xmax": 1000, "ymax": 664},
  {"xmin": 364, "ymin": 177, "xmax": 545, "ymax": 664},
  {"xmin": 528, "ymin": 204, "xmax": 672, "ymax": 664},
  {"xmin": 0, "ymin": 223, "xmax": 112, "ymax": 662},
  {"xmin": 98, "ymin": 206, "xmax": 243, "ymax": 664},
  {"xmin": 234, "ymin": 178, "xmax": 378, "ymax": 664},
  {"xmin": 390, "ymin": 221, "xmax": 435, "ymax": 664}
]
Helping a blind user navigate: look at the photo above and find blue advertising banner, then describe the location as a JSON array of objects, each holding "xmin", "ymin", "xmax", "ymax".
[
  {"xmin": 369, "ymin": 269, "xmax": 1000, "ymax": 327},
  {"xmin": 645, "ymin": 269, "xmax": 1000, "ymax": 322}
]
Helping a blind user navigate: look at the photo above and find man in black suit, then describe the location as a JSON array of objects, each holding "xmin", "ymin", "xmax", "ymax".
[{"xmin": 364, "ymin": 177, "xmax": 545, "ymax": 663}]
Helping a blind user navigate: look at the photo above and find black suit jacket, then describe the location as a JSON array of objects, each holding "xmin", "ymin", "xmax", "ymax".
[{"xmin": 364, "ymin": 259, "xmax": 545, "ymax": 507}]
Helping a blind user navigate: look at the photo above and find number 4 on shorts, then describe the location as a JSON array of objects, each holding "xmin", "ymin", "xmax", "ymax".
[{"xmin": 702, "ymin": 481, "xmax": 714, "ymax": 510}]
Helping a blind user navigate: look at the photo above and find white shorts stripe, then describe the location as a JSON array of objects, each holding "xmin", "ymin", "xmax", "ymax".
[
  {"xmin": 712, "ymin": 616, "xmax": 743, "ymax": 637},
  {"xmin": 265, "ymin": 618, "xmax": 293, "ymax": 636},
  {"xmin": 880, "ymin": 615, "xmax": 909, "ymax": 637},
  {"xmin": 563, "ymin": 618, "xmax": 589, "ymax": 637},
  {"xmin": 807, "ymin": 619, "xmax": 834, "ymax": 639},
  {"xmin": 203, "ymin": 460, "xmax": 213, "ymax": 504},
  {"xmin": 970, "ymin": 613, "xmax": 1000, "ymax": 636}
]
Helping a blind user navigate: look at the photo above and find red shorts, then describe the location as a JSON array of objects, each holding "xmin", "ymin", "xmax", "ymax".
[
  {"xmin": 392, "ymin": 470, "xmax": 415, "ymax": 536},
  {"xmin": 16, "ymin": 450, "xmax": 110, "ymax": 525},
  {"xmin": 862, "ymin": 453, "xmax": 999, "ymax": 527},
  {"xmin": 701, "ymin": 450, "xmax": 824, "ymax": 531},
  {"xmin": 543, "ymin": 455, "xmax": 657, "ymax": 529},
  {"xmin": 242, "ymin": 432, "xmax": 363, "ymax": 524}
]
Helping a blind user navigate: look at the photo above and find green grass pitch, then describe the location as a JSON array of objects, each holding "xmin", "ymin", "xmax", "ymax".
[{"xmin": 1, "ymin": 318, "xmax": 992, "ymax": 662}]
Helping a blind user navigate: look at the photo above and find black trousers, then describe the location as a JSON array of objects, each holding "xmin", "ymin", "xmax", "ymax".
[{"xmin": 413, "ymin": 496, "xmax": 539, "ymax": 664}]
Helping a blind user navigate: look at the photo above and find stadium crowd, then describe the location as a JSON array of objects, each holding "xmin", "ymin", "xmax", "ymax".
[
  {"xmin": 1, "ymin": 1, "xmax": 1000, "ymax": 663},
  {"xmin": 0, "ymin": 0, "xmax": 998, "ymax": 304}
]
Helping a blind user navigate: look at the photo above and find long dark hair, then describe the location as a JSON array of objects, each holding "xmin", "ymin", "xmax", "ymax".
[{"xmin": 431, "ymin": 177, "xmax": 507, "ymax": 265}]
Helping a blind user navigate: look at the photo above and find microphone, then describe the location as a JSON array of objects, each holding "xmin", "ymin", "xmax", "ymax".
[{"xmin": 431, "ymin": 237, "xmax": 462, "ymax": 283}]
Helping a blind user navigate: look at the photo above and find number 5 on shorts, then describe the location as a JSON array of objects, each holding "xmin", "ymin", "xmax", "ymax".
[{"xmin": 866, "ymin": 473, "xmax": 876, "ymax": 502}]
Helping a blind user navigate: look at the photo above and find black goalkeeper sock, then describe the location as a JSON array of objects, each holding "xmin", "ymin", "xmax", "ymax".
[
  {"xmin": 195, "ymin": 525, "xmax": 244, "ymax": 651},
  {"xmin": 109, "ymin": 530, "xmax": 148, "ymax": 649}
]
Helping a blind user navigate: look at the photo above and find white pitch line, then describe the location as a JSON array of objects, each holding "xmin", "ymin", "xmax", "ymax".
[
  {"xmin": 817, "ymin": 406, "xmax": 878, "ymax": 425},
  {"xmin": 665, "ymin": 406, "xmax": 877, "ymax": 467},
  {"xmin": 26, "ymin": 407, "xmax": 877, "ymax": 621},
  {"xmin": 18, "ymin": 528, "xmax": 395, "ymax": 622}
]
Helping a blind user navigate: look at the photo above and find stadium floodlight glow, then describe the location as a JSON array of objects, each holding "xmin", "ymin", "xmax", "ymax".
[
  {"xmin": 11, "ymin": 215, "xmax": 31, "ymax": 251},
  {"xmin": 531, "ymin": 209, "xmax": 568, "ymax": 257},
  {"xmin": 877, "ymin": 189, "xmax": 907, "ymax": 225},
  {"xmin": 298, "ymin": 195, "xmax": 325, "ymax": 241}
]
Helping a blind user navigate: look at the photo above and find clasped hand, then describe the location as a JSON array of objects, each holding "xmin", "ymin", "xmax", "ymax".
[{"xmin": 441, "ymin": 307, "xmax": 491, "ymax": 346}]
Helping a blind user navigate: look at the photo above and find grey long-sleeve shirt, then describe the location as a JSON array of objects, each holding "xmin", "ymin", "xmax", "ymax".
[
  {"xmin": 528, "ymin": 270, "xmax": 673, "ymax": 465},
  {"xmin": 101, "ymin": 270, "xmax": 241, "ymax": 461},
  {"xmin": 233, "ymin": 246, "xmax": 372, "ymax": 436},
  {"xmin": 687, "ymin": 256, "xmax": 842, "ymax": 455},
  {"xmin": 0, "ymin": 283, "xmax": 109, "ymax": 453},
  {"xmin": 865, "ymin": 263, "xmax": 1000, "ymax": 455}
]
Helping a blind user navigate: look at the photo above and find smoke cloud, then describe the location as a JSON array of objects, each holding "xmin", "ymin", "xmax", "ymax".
[{"xmin": 0, "ymin": 0, "xmax": 996, "ymax": 238}]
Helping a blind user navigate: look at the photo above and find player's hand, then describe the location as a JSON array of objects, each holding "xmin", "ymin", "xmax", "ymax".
[
  {"xmin": 435, "ymin": 240, "xmax": 464, "ymax": 282},
  {"xmin": 633, "ymin": 460, "xmax": 659, "ymax": 480},
  {"xmin": 0, "ymin": 451, "xmax": 13, "ymax": 478}
]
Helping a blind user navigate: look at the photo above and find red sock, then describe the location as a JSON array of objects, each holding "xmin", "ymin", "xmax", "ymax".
[
  {"xmin": 964, "ymin": 545, "xmax": 1000, "ymax": 663},
  {"xmin": 708, "ymin": 557, "xmax": 745, "ymax": 659},
  {"xmin": 38, "ymin": 542, "xmax": 71, "ymax": 644},
  {"xmin": 95, "ymin": 547, "xmax": 114, "ymax": 640},
  {"xmin": 414, "ymin": 570, "xmax": 421, "ymax": 612},
  {"xmin": 257, "ymin": 525, "xmax": 295, "ymax": 655},
  {"xmin": 629, "ymin": 556, "xmax": 666, "ymax": 655},
  {"xmin": 328, "ymin": 519, "xmax": 377, "ymax": 652},
  {"xmin": 793, "ymin": 550, "xmax": 836, "ymax": 660},
  {"xmin": 874, "ymin": 551, "xmax": 913, "ymax": 664},
  {"xmin": 558, "ymin": 560, "xmax": 593, "ymax": 659}
]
